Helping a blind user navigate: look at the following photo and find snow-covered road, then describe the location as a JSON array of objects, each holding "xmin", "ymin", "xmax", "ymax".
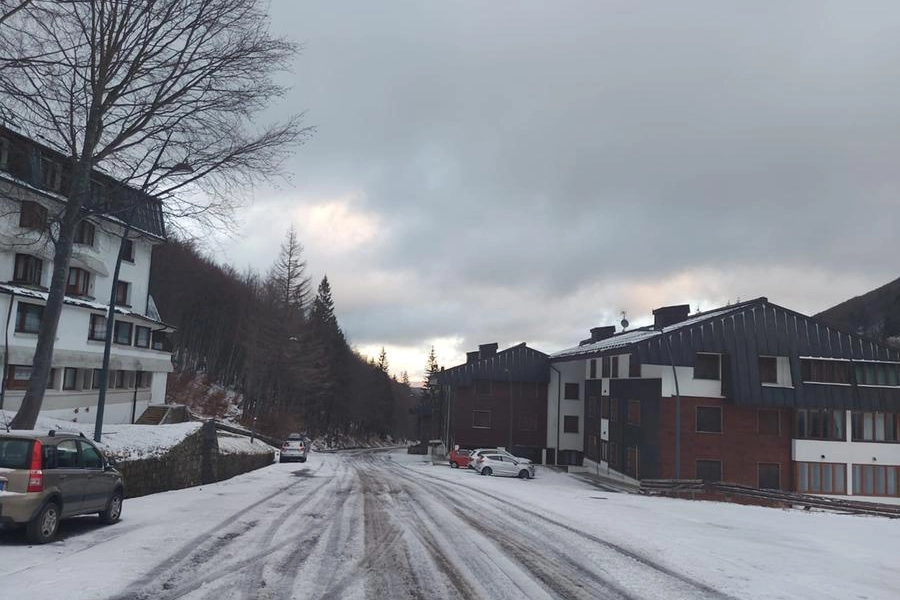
[{"xmin": 2, "ymin": 449, "xmax": 899, "ymax": 599}]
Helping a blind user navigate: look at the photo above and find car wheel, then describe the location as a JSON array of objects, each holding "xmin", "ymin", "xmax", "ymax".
[
  {"xmin": 26, "ymin": 501, "xmax": 60, "ymax": 544},
  {"xmin": 99, "ymin": 490, "xmax": 124, "ymax": 524},
  {"xmin": 299, "ymin": 457, "xmax": 307, "ymax": 463},
  {"xmin": 518, "ymin": 469, "xmax": 530, "ymax": 479},
  {"xmin": 482, "ymin": 467, "xmax": 492, "ymax": 476},
  {"xmin": 450, "ymin": 461, "xmax": 458, "ymax": 469}
]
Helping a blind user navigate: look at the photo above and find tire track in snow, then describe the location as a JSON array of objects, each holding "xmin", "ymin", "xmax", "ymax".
[{"xmin": 380, "ymin": 454, "xmax": 737, "ymax": 600}]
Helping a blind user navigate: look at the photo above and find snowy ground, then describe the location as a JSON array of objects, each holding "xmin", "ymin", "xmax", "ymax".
[{"xmin": 1, "ymin": 449, "xmax": 898, "ymax": 600}]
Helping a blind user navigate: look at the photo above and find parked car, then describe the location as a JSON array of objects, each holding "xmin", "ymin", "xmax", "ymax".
[
  {"xmin": 279, "ymin": 433, "xmax": 308, "ymax": 463},
  {"xmin": 474, "ymin": 453, "xmax": 535, "ymax": 479},
  {"xmin": 0, "ymin": 430, "xmax": 124, "ymax": 544},
  {"xmin": 448, "ymin": 449, "xmax": 472, "ymax": 469},
  {"xmin": 469, "ymin": 448, "xmax": 532, "ymax": 470}
]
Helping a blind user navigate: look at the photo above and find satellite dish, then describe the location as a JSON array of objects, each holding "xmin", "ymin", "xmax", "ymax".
[{"xmin": 621, "ymin": 318, "xmax": 629, "ymax": 329}]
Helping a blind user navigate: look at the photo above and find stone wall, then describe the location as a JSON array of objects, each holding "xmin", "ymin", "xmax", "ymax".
[{"xmin": 114, "ymin": 421, "xmax": 275, "ymax": 498}]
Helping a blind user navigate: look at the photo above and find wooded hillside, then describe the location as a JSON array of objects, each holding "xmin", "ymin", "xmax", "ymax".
[{"xmin": 149, "ymin": 233, "xmax": 417, "ymax": 440}]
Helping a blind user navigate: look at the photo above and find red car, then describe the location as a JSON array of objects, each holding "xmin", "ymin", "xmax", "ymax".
[{"xmin": 448, "ymin": 449, "xmax": 472, "ymax": 469}]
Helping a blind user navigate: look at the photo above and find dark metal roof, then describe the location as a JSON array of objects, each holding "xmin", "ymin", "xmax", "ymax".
[{"xmin": 435, "ymin": 343, "xmax": 550, "ymax": 387}]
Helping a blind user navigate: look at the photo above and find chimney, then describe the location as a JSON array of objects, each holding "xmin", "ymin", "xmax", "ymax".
[
  {"xmin": 653, "ymin": 304, "xmax": 691, "ymax": 329},
  {"xmin": 590, "ymin": 326, "xmax": 616, "ymax": 342},
  {"xmin": 466, "ymin": 351, "xmax": 480, "ymax": 364},
  {"xmin": 478, "ymin": 343, "xmax": 498, "ymax": 359}
]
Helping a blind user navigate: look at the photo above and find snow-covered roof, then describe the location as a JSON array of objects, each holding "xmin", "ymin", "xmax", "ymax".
[
  {"xmin": 0, "ymin": 283, "xmax": 175, "ymax": 331},
  {"xmin": 551, "ymin": 300, "xmax": 760, "ymax": 359}
]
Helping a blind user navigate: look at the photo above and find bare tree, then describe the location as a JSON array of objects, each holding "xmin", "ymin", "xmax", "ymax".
[{"xmin": 0, "ymin": 0, "xmax": 311, "ymax": 428}]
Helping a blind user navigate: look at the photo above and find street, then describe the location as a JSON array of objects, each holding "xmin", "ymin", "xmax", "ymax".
[{"xmin": 2, "ymin": 449, "xmax": 899, "ymax": 600}]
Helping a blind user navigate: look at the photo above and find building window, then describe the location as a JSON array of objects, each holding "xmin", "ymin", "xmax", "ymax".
[
  {"xmin": 600, "ymin": 440, "xmax": 609, "ymax": 462},
  {"xmin": 589, "ymin": 359, "xmax": 597, "ymax": 379},
  {"xmin": 62, "ymin": 367, "xmax": 78, "ymax": 390},
  {"xmin": 563, "ymin": 415, "xmax": 579, "ymax": 433},
  {"xmin": 152, "ymin": 330, "xmax": 171, "ymax": 351},
  {"xmin": 854, "ymin": 362, "xmax": 900, "ymax": 387},
  {"xmin": 587, "ymin": 396, "xmax": 599, "ymax": 418},
  {"xmin": 694, "ymin": 353, "xmax": 721, "ymax": 380},
  {"xmin": 115, "ymin": 281, "xmax": 130, "ymax": 306},
  {"xmin": 472, "ymin": 410, "xmax": 491, "ymax": 429},
  {"xmin": 758, "ymin": 409, "xmax": 781, "ymax": 435},
  {"xmin": 611, "ymin": 356, "xmax": 620, "ymax": 378},
  {"xmin": 134, "ymin": 325, "xmax": 151, "ymax": 348},
  {"xmin": 19, "ymin": 200, "xmax": 48, "ymax": 229},
  {"xmin": 564, "ymin": 383, "xmax": 579, "ymax": 400},
  {"xmin": 797, "ymin": 462, "xmax": 846, "ymax": 494},
  {"xmin": 74, "ymin": 221, "xmax": 95, "ymax": 246},
  {"xmin": 91, "ymin": 368, "xmax": 102, "ymax": 390},
  {"xmin": 114, "ymin": 321, "xmax": 133, "ymax": 345},
  {"xmin": 88, "ymin": 314, "xmax": 107, "ymax": 341},
  {"xmin": 759, "ymin": 356, "xmax": 777, "ymax": 384},
  {"xmin": 796, "ymin": 409, "xmax": 845, "ymax": 440},
  {"xmin": 627, "ymin": 400, "xmax": 641, "ymax": 425},
  {"xmin": 852, "ymin": 464, "xmax": 900, "ymax": 497},
  {"xmin": 5, "ymin": 365, "xmax": 32, "ymax": 390},
  {"xmin": 40, "ymin": 155, "xmax": 62, "ymax": 190},
  {"xmin": 518, "ymin": 413, "xmax": 538, "ymax": 431},
  {"xmin": 0, "ymin": 136, "xmax": 8, "ymax": 169},
  {"xmin": 13, "ymin": 254, "xmax": 43, "ymax": 286},
  {"xmin": 602, "ymin": 356, "xmax": 611, "ymax": 378},
  {"xmin": 66, "ymin": 267, "xmax": 91, "ymax": 296},
  {"xmin": 800, "ymin": 358, "xmax": 850, "ymax": 384},
  {"xmin": 600, "ymin": 396, "xmax": 610, "ymax": 419},
  {"xmin": 137, "ymin": 371, "xmax": 153, "ymax": 388},
  {"xmin": 610, "ymin": 398, "xmax": 619, "ymax": 422},
  {"xmin": 15, "ymin": 302, "xmax": 43, "ymax": 333},
  {"xmin": 121, "ymin": 238, "xmax": 135, "ymax": 262},
  {"xmin": 90, "ymin": 179, "xmax": 108, "ymax": 209},
  {"xmin": 758, "ymin": 463, "xmax": 781, "ymax": 490},
  {"xmin": 851, "ymin": 412, "xmax": 900, "ymax": 442},
  {"xmin": 475, "ymin": 380, "xmax": 491, "ymax": 395},
  {"xmin": 696, "ymin": 459, "xmax": 722, "ymax": 482},
  {"xmin": 696, "ymin": 406, "xmax": 723, "ymax": 433}
]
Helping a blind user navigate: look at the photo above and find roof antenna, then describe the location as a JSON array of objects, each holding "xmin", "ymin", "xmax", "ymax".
[{"xmin": 620, "ymin": 311, "xmax": 629, "ymax": 330}]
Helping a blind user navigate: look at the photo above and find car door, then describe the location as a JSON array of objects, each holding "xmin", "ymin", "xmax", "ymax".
[
  {"xmin": 46, "ymin": 439, "xmax": 86, "ymax": 516},
  {"xmin": 78, "ymin": 440, "xmax": 115, "ymax": 512},
  {"xmin": 497, "ymin": 456, "xmax": 517, "ymax": 476}
]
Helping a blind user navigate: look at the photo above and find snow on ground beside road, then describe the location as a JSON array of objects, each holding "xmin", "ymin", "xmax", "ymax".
[
  {"xmin": 217, "ymin": 431, "xmax": 278, "ymax": 455},
  {"xmin": 394, "ymin": 452, "xmax": 900, "ymax": 600}
]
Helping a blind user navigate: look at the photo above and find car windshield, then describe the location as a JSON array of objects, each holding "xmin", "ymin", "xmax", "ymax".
[{"xmin": 0, "ymin": 438, "xmax": 32, "ymax": 469}]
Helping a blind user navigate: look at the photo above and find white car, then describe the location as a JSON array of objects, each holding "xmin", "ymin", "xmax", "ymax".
[
  {"xmin": 469, "ymin": 448, "xmax": 532, "ymax": 470},
  {"xmin": 279, "ymin": 433, "xmax": 308, "ymax": 463},
  {"xmin": 473, "ymin": 453, "xmax": 535, "ymax": 479}
]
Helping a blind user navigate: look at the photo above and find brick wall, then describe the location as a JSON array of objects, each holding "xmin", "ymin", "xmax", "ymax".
[
  {"xmin": 658, "ymin": 396, "xmax": 792, "ymax": 488},
  {"xmin": 113, "ymin": 422, "xmax": 275, "ymax": 498}
]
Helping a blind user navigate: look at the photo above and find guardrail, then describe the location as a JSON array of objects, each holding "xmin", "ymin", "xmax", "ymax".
[{"xmin": 640, "ymin": 479, "xmax": 900, "ymax": 518}]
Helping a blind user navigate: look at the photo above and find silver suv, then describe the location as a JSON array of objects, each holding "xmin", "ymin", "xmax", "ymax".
[
  {"xmin": 279, "ymin": 433, "xmax": 308, "ymax": 463},
  {"xmin": 0, "ymin": 430, "xmax": 124, "ymax": 544}
]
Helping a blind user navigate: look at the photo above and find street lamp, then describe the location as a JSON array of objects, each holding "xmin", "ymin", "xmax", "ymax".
[{"xmin": 94, "ymin": 162, "xmax": 192, "ymax": 442}]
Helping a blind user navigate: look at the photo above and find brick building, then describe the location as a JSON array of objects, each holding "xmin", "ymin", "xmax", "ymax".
[
  {"xmin": 435, "ymin": 343, "xmax": 550, "ymax": 463},
  {"xmin": 549, "ymin": 298, "xmax": 900, "ymax": 500}
]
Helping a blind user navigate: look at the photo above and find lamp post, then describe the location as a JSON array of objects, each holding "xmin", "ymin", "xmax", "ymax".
[{"xmin": 94, "ymin": 162, "xmax": 192, "ymax": 442}]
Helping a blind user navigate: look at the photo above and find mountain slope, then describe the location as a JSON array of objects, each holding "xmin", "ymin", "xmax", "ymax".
[{"xmin": 815, "ymin": 276, "xmax": 900, "ymax": 347}]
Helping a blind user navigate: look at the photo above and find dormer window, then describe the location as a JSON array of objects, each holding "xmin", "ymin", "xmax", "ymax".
[
  {"xmin": 13, "ymin": 254, "xmax": 43, "ymax": 286},
  {"xmin": 694, "ymin": 353, "xmax": 721, "ymax": 380},
  {"xmin": 74, "ymin": 220, "xmax": 95, "ymax": 246},
  {"xmin": 115, "ymin": 281, "xmax": 130, "ymax": 306},
  {"xmin": 66, "ymin": 267, "xmax": 91, "ymax": 296},
  {"xmin": 19, "ymin": 200, "xmax": 48, "ymax": 229},
  {"xmin": 40, "ymin": 154, "xmax": 62, "ymax": 191}
]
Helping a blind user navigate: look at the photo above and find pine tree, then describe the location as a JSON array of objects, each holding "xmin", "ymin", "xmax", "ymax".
[
  {"xmin": 270, "ymin": 226, "xmax": 312, "ymax": 314},
  {"xmin": 377, "ymin": 347, "xmax": 389, "ymax": 374}
]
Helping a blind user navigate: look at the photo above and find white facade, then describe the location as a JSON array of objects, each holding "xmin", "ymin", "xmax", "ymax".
[{"xmin": 0, "ymin": 148, "xmax": 173, "ymax": 426}]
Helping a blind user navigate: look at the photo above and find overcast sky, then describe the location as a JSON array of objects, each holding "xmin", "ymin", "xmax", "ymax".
[{"xmin": 210, "ymin": 1, "xmax": 900, "ymax": 381}]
